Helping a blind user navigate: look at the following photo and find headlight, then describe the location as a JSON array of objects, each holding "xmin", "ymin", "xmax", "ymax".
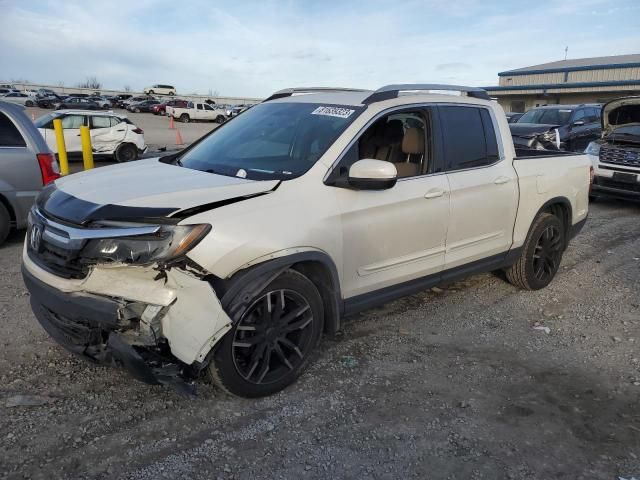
[
  {"xmin": 81, "ymin": 223, "xmax": 210, "ymax": 265},
  {"xmin": 585, "ymin": 141, "xmax": 601, "ymax": 156}
]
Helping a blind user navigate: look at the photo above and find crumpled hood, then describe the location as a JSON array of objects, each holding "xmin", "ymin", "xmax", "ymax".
[
  {"xmin": 44, "ymin": 158, "xmax": 279, "ymax": 224},
  {"xmin": 55, "ymin": 158, "xmax": 279, "ymax": 208},
  {"xmin": 602, "ymin": 96, "xmax": 640, "ymax": 134},
  {"xmin": 509, "ymin": 123, "xmax": 560, "ymax": 138}
]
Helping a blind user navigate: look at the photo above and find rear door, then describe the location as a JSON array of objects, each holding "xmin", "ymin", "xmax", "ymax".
[
  {"xmin": 89, "ymin": 115, "xmax": 126, "ymax": 154},
  {"xmin": 0, "ymin": 110, "xmax": 42, "ymax": 224},
  {"xmin": 439, "ymin": 105, "xmax": 518, "ymax": 269}
]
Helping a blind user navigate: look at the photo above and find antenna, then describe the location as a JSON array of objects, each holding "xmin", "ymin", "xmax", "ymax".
[{"xmin": 564, "ymin": 46, "xmax": 568, "ymax": 60}]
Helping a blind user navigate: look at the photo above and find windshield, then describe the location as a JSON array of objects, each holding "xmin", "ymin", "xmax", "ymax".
[
  {"xmin": 177, "ymin": 102, "xmax": 364, "ymax": 180},
  {"xmin": 34, "ymin": 112, "xmax": 62, "ymax": 128},
  {"xmin": 517, "ymin": 108, "xmax": 573, "ymax": 125}
]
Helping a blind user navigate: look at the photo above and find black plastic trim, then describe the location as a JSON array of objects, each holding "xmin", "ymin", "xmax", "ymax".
[
  {"xmin": 37, "ymin": 183, "xmax": 179, "ymax": 225},
  {"xmin": 343, "ymin": 249, "xmax": 520, "ymax": 316},
  {"xmin": 591, "ymin": 184, "xmax": 640, "ymax": 201},
  {"xmin": 218, "ymin": 251, "xmax": 343, "ymax": 334}
]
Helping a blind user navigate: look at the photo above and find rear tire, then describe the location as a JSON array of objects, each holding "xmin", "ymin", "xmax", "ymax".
[
  {"xmin": 148, "ymin": 90, "xmax": 154, "ymax": 95},
  {"xmin": 25, "ymin": 100, "xmax": 34, "ymax": 107},
  {"xmin": 0, "ymin": 202, "xmax": 10, "ymax": 246},
  {"xmin": 115, "ymin": 143, "xmax": 138, "ymax": 162},
  {"xmin": 505, "ymin": 213, "xmax": 564, "ymax": 290},
  {"xmin": 209, "ymin": 269, "xmax": 323, "ymax": 398},
  {"xmin": 180, "ymin": 114, "xmax": 190, "ymax": 123}
]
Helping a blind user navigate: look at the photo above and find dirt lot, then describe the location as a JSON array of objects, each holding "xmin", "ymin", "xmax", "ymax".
[{"xmin": 1, "ymin": 199, "xmax": 639, "ymax": 480}]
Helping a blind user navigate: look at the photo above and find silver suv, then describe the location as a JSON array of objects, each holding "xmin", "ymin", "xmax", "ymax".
[{"xmin": 0, "ymin": 101, "xmax": 59, "ymax": 245}]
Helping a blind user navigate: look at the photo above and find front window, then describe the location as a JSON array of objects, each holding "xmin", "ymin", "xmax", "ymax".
[
  {"xmin": 517, "ymin": 108, "xmax": 573, "ymax": 125},
  {"xmin": 176, "ymin": 102, "xmax": 364, "ymax": 180}
]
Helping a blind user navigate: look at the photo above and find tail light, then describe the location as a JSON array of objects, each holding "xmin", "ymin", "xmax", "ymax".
[
  {"xmin": 37, "ymin": 153, "xmax": 60, "ymax": 185},
  {"xmin": 132, "ymin": 127, "xmax": 143, "ymax": 134}
]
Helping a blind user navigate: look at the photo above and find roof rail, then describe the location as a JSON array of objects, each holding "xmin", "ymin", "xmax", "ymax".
[
  {"xmin": 263, "ymin": 87, "xmax": 370, "ymax": 102},
  {"xmin": 362, "ymin": 84, "xmax": 491, "ymax": 104}
]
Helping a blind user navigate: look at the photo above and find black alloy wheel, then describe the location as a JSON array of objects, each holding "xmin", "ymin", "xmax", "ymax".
[
  {"xmin": 232, "ymin": 289, "xmax": 314, "ymax": 384},
  {"xmin": 532, "ymin": 224, "xmax": 562, "ymax": 282},
  {"xmin": 209, "ymin": 269, "xmax": 323, "ymax": 397}
]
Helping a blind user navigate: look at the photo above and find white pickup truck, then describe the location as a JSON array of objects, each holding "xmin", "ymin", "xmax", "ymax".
[
  {"xmin": 22, "ymin": 84, "xmax": 591, "ymax": 397},
  {"xmin": 168, "ymin": 101, "xmax": 227, "ymax": 124}
]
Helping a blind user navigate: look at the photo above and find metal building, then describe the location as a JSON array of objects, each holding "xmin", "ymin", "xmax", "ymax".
[{"xmin": 483, "ymin": 54, "xmax": 640, "ymax": 113}]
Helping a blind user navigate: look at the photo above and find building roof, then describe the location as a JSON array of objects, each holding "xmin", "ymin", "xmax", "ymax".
[{"xmin": 499, "ymin": 54, "xmax": 640, "ymax": 76}]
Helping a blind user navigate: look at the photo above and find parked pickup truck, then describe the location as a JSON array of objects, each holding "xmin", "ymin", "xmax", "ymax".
[
  {"xmin": 586, "ymin": 96, "xmax": 640, "ymax": 201},
  {"xmin": 22, "ymin": 84, "xmax": 591, "ymax": 398},
  {"xmin": 168, "ymin": 101, "xmax": 227, "ymax": 124}
]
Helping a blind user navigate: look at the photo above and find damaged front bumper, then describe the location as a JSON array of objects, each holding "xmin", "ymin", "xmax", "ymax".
[{"xmin": 22, "ymin": 247, "xmax": 232, "ymax": 392}]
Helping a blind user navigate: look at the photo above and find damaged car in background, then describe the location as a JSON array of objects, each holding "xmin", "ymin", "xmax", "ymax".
[
  {"xmin": 587, "ymin": 96, "xmax": 640, "ymax": 201},
  {"xmin": 510, "ymin": 104, "xmax": 601, "ymax": 152},
  {"xmin": 22, "ymin": 84, "xmax": 591, "ymax": 398}
]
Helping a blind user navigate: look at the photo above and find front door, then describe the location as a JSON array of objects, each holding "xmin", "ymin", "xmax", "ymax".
[
  {"xmin": 60, "ymin": 113, "xmax": 86, "ymax": 153},
  {"xmin": 334, "ymin": 107, "xmax": 450, "ymax": 299}
]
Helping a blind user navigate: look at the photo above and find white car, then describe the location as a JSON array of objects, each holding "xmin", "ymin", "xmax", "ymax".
[
  {"xmin": 22, "ymin": 84, "xmax": 591, "ymax": 398},
  {"xmin": 143, "ymin": 84, "xmax": 176, "ymax": 96},
  {"xmin": 170, "ymin": 101, "xmax": 227, "ymax": 123},
  {"xmin": 0, "ymin": 92, "xmax": 36, "ymax": 107},
  {"xmin": 34, "ymin": 110, "xmax": 147, "ymax": 161}
]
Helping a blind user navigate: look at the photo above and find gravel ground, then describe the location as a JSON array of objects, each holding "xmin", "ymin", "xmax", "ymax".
[{"xmin": 1, "ymin": 199, "xmax": 639, "ymax": 480}]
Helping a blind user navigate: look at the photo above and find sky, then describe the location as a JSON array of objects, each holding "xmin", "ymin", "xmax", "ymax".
[{"xmin": 1, "ymin": 0, "xmax": 639, "ymax": 98}]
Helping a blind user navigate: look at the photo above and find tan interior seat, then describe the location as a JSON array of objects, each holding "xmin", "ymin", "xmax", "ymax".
[{"xmin": 394, "ymin": 127, "xmax": 424, "ymax": 178}]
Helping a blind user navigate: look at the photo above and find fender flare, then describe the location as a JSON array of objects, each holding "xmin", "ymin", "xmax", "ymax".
[
  {"xmin": 530, "ymin": 196, "xmax": 573, "ymax": 247},
  {"xmin": 216, "ymin": 251, "xmax": 343, "ymax": 334}
]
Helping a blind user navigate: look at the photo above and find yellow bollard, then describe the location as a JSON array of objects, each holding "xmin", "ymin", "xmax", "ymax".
[
  {"xmin": 79, "ymin": 125, "xmax": 94, "ymax": 170},
  {"xmin": 52, "ymin": 119, "xmax": 69, "ymax": 176}
]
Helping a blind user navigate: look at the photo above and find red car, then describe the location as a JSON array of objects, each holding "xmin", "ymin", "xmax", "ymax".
[{"xmin": 152, "ymin": 99, "xmax": 188, "ymax": 115}]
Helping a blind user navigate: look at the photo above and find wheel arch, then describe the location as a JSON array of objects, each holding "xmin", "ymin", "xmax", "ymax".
[
  {"xmin": 527, "ymin": 196, "xmax": 572, "ymax": 249},
  {"xmin": 0, "ymin": 192, "xmax": 16, "ymax": 226},
  {"xmin": 214, "ymin": 251, "xmax": 343, "ymax": 335}
]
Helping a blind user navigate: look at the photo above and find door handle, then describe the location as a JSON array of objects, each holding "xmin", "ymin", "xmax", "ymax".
[
  {"xmin": 494, "ymin": 176, "xmax": 510, "ymax": 185},
  {"xmin": 424, "ymin": 189, "xmax": 445, "ymax": 199}
]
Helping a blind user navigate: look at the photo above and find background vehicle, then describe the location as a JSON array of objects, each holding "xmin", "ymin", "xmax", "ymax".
[
  {"xmin": 505, "ymin": 112, "xmax": 523, "ymax": 123},
  {"xmin": 112, "ymin": 94, "xmax": 133, "ymax": 107},
  {"xmin": 34, "ymin": 110, "xmax": 146, "ymax": 162},
  {"xmin": 35, "ymin": 95, "xmax": 60, "ymax": 109},
  {"xmin": 587, "ymin": 96, "xmax": 640, "ymax": 201},
  {"xmin": 127, "ymin": 99, "xmax": 161, "ymax": 113},
  {"xmin": 170, "ymin": 101, "xmax": 227, "ymax": 123},
  {"xmin": 121, "ymin": 95, "xmax": 151, "ymax": 109},
  {"xmin": 510, "ymin": 104, "xmax": 602, "ymax": 152},
  {"xmin": 88, "ymin": 96, "xmax": 111, "ymax": 109},
  {"xmin": 56, "ymin": 97, "xmax": 99, "ymax": 110},
  {"xmin": 0, "ymin": 92, "xmax": 35, "ymax": 107},
  {"xmin": 0, "ymin": 101, "xmax": 59, "ymax": 245},
  {"xmin": 154, "ymin": 99, "xmax": 189, "ymax": 116},
  {"xmin": 143, "ymin": 84, "xmax": 176, "ymax": 95},
  {"xmin": 21, "ymin": 84, "xmax": 591, "ymax": 398}
]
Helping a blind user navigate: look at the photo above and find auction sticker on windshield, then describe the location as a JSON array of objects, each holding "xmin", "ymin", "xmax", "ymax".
[{"xmin": 311, "ymin": 106, "xmax": 355, "ymax": 119}]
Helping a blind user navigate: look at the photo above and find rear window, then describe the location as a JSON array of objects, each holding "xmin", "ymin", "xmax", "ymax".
[
  {"xmin": 439, "ymin": 106, "xmax": 497, "ymax": 171},
  {"xmin": 0, "ymin": 112, "xmax": 27, "ymax": 147}
]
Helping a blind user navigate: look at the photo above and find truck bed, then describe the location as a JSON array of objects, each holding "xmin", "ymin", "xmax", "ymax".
[{"xmin": 514, "ymin": 147, "xmax": 583, "ymax": 159}]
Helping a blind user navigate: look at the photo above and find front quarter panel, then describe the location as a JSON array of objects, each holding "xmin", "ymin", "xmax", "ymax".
[{"xmin": 184, "ymin": 162, "xmax": 343, "ymax": 283}]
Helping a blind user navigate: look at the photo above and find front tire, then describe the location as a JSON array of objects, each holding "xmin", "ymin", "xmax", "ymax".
[
  {"xmin": 505, "ymin": 213, "xmax": 564, "ymax": 290},
  {"xmin": 216, "ymin": 115, "xmax": 226, "ymax": 124},
  {"xmin": 180, "ymin": 114, "xmax": 190, "ymax": 123},
  {"xmin": 25, "ymin": 100, "xmax": 34, "ymax": 107},
  {"xmin": 209, "ymin": 269, "xmax": 324, "ymax": 398},
  {"xmin": 148, "ymin": 90, "xmax": 154, "ymax": 95}
]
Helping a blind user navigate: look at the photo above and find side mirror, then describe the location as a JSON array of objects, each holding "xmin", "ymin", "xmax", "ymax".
[
  {"xmin": 572, "ymin": 120, "xmax": 585, "ymax": 127},
  {"xmin": 348, "ymin": 159, "xmax": 397, "ymax": 190}
]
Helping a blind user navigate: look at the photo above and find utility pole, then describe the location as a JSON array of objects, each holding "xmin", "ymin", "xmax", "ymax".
[{"xmin": 564, "ymin": 46, "xmax": 568, "ymax": 60}]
